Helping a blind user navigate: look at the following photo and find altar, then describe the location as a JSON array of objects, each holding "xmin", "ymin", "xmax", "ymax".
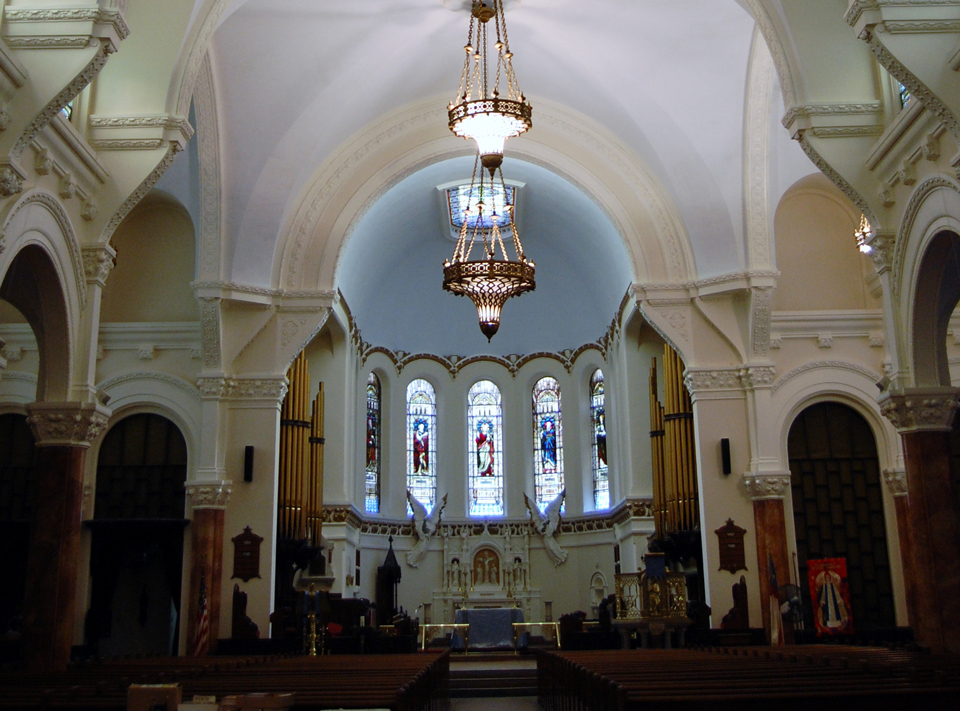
[{"xmin": 454, "ymin": 607, "xmax": 524, "ymax": 649}]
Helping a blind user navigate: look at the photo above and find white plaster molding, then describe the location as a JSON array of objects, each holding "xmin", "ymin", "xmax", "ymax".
[
  {"xmin": 684, "ymin": 368, "xmax": 744, "ymax": 393},
  {"xmin": 744, "ymin": 31, "xmax": 775, "ymax": 273},
  {"xmin": 194, "ymin": 53, "xmax": 223, "ymax": 282},
  {"xmin": 772, "ymin": 361, "xmax": 882, "ymax": 393},
  {"xmin": 882, "ymin": 468, "xmax": 908, "ymax": 497},
  {"xmin": 185, "ymin": 480, "xmax": 232, "ymax": 510},
  {"xmin": 782, "ymin": 102, "xmax": 883, "ymax": 129},
  {"xmin": 98, "ymin": 322, "xmax": 200, "ymax": 354},
  {"xmin": 25, "ymin": 400, "xmax": 110, "ymax": 447},
  {"xmin": 196, "ymin": 377, "xmax": 288, "ymax": 403},
  {"xmin": 97, "ymin": 371, "xmax": 200, "ymax": 401},
  {"xmin": 893, "ymin": 176, "xmax": 960, "ymax": 302},
  {"xmin": 742, "ymin": 472, "xmax": 792, "ymax": 501},
  {"xmin": 99, "ymin": 142, "xmax": 182, "ymax": 244},
  {"xmin": 879, "ymin": 386, "xmax": 960, "ymax": 432},
  {"xmin": 81, "ymin": 244, "xmax": 115, "ymax": 286},
  {"xmin": 3, "ymin": 8, "xmax": 130, "ymax": 42}
]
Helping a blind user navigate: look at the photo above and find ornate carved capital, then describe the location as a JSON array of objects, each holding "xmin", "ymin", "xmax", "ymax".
[
  {"xmin": 185, "ymin": 480, "xmax": 232, "ymax": 510},
  {"xmin": 882, "ymin": 468, "xmax": 907, "ymax": 497},
  {"xmin": 0, "ymin": 160, "xmax": 26, "ymax": 196},
  {"xmin": 224, "ymin": 377, "xmax": 289, "ymax": 402},
  {"xmin": 868, "ymin": 232, "xmax": 895, "ymax": 274},
  {"xmin": 25, "ymin": 401, "xmax": 111, "ymax": 447},
  {"xmin": 742, "ymin": 366, "xmax": 776, "ymax": 389},
  {"xmin": 197, "ymin": 376, "xmax": 226, "ymax": 399},
  {"xmin": 743, "ymin": 473, "xmax": 792, "ymax": 501},
  {"xmin": 879, "ymin": 387, "xmax": 960, "ymax": 433},
  {"xmin": 81, "ymin": 245, "xmax": 116, "ymax": 286},
  {"xmin": 684, "ymin": 368, "xmax": 743, "ymax": 393}
]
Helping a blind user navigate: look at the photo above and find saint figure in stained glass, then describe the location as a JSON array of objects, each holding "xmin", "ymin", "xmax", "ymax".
[
  {"xmin": 366, "ymin": 412, "xmax": 378, "ymax": 468},
  {"xmin": 590, "ymin": 369, "xmax": 609, "ymax": 510},
  {"xmin": 413, "ymin": 418, "xmax": 430, "ymax": 473},
  {"xmin": 595, "ymin": 409, "xmax": 607, "ymax": 466},
  {"xmin": 476, "ymin": 419, "xmax": 495, "ymax": 477},
  {"xmin": 540, "ymin": 417, "xmax": 557, "ymax": 470},
  {"xmin": 365, "ymin": 373, "xmax": 382, "ymax": 514}
]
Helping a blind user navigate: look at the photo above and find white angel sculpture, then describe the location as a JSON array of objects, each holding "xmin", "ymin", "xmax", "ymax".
[
  {"xmin": 524, "ymin": 489, "xmax": 568, "ymax": 566},
  {"xmin": 406, "ymin": 490, "xmax": 447, "ymax": 567}
]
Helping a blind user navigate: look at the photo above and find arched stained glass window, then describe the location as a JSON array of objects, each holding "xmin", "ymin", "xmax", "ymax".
[
  {"xmin": 406, "ymin": 378, "xmax": 437, "ymax": 513},
  {"xmin": 533, "ymin": 376, "xmax": 564, "ymax": 511},
  {"xmin": 590, "ymin": 369, "xmax": 609, "ymax": 510},
  {"xmin": 468, "ymin": 380, "xmax": 504, "ymax": 516},
  {"xmin": 365, "ymin": 373, "xmax": 381, "ymax": 513}
]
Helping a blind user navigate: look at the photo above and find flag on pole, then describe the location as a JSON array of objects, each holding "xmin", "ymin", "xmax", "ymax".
[
  {"xmin": 191, "ymin": 568, "xmax": 210, "ymax": 656},
  {"xmin": 768, "ymin": 553, "xmax": 784, "ymax": 646}
]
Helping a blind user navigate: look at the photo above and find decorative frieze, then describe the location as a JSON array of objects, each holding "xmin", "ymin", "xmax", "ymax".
[
  {"xmin": 684, "ymin": 369, "xmax": 743, "ymax": 393},
  {"xmin": 185, "ymin": 480, "xmax": 233, "ymax": 509},
  {"xmin": 879, "ymin": 387, "xmax": 960, "ymax": 433},
  {"xmin": 25, "ymin": 401, "xmax": 110, "ymax": 447},
  {"xmin": 743, "ymin": 473, "xmax": 792, "ymax": 501},
  {"xmin": 882, "ymin": 468, "xmax": 908, "ymax": 497}
]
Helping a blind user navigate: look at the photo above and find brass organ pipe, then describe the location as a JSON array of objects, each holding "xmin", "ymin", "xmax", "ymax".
[
  {"xmin": 309, "ymin": 383, "xmax": 325, "ymax": 544},
  {"xmin": 649, "ymin": 358, "xmax": 667, "ymax": 537}
]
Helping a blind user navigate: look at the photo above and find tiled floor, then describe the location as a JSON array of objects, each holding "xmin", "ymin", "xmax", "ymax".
[{"xmin": 450, "ymin": 698, "xmax": 540, "ymax": 711}]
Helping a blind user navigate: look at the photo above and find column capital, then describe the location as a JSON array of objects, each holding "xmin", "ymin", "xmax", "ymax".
[
  {"xmin": 186, "ymin": 480, "xmax": 233, "ymax": 509},
  {"xmin": 879, "ymin": 386, "xmax": 960, "ymax": 433},
  {"xmin": 743, "ymin": 472, "xmax": 792, "ymax": 501},
  {"xmin": 81, "ymin": 245, "xmax": 116, "ymax": 287},
  {"xmin": 197, "ymin": 375, "xmax": 288, "ymax": 405},
  {"xmin": 882, "ymin": 468, "xmax": 908, "ymax": 497},
  {"xmin": 25, "ymin": 401, "xmax": 110, "ymax": 447}
]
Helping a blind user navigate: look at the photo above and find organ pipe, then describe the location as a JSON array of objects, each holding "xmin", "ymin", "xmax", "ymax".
[
  {"xmin": 279, "ymin": 351, "xmax": 311, "ymax": 541},
  {"xmin": 307, "ymin": 383, "xmax": 325, "ymax": 545},
  {"xmin": 650, "ymin": 345, "xmax": 699, "ymax": 536}
]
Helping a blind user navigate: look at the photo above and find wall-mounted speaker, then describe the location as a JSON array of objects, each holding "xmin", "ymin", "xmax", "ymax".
[
  {"xmin": 244, "ymin": 445, "xmax": 254, "ymax": 482},
  {"xmin": 720, "ymin": 438, "xmax": 731, "ymax": 475}
]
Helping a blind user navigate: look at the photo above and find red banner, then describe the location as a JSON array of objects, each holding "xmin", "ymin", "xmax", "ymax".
[{"xmin": 807, "ymin": 558, "xmax": 853, "ymax": 636}]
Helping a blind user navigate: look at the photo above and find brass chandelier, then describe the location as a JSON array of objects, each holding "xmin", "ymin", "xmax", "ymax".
[{"xmin": 443, "ymin": 0, "xmax": 535, "ymax": 340}]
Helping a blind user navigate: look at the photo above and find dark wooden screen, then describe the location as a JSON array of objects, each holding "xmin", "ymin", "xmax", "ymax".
[
  {"xmin": 95, "ymin": 413, "xmax": 187, "ymax": 520},
  {"xmin": 945, "ymin": 411, "xmax": 960, "ymax": 512},
  {"xmin": 788, "ymin": 402, "xmax": 895, "ymax": 630}
]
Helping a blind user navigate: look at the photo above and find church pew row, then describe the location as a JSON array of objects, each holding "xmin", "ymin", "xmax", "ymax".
[
  {"xmin": 0, "ymin": 651, "xmax": 449, "ymax": 711},
  {"xmin": 537, "ymin": 648, "xmax": 960, "ymax": 711}
]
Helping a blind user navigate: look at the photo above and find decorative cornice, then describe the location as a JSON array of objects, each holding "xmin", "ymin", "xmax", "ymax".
[
  {"xmin": 97, "ymin": 371, "xmax": 200, "ymax": 400},
  {"xmin": 89, "ymin": 115, "xmax": 193, "ymax": 136},
  {"xmin": 197, "ymin": 376, "xmax": 288, "ymax": 402},
  {"xmin": 782, "ymin": 102, "xmax": 883, "ymax": 129},
  {"xmin": 743, "ymin": 473, "xmax": 792, "ymax": 501},
  {"xmin": 25, "ymin": 401, "xmax": 110, "ymax": 447},
  {"xmin": 884, "ymin": 20, "xmax": 960, "ymax": 33},
  {"xmin": 684, "ymin": 369, "xmax": 744, "ymax": 393},
  {"xmin": 882, "ymin": 468, "xmax": 908, "ymax": 497},
  {"xmin": 3, "ymin": 8, "xmax": 130, "ymax": 41},
  {"xmin": 185, "ymin": 481, "xmax": 232, "ymax": 509},
  {"xmin": 90, "ymin": 138, "xmax": 164, "ymax": 151},
  {"xmin": 321, "ymin": 505, "xmax": 364, "ymax": 530},
  {"xmin": 809, "ymin": 126, "xmax": 884, "ymax": 139},
  {"xmin": 879, "ymin": 387, "xmax": 960, "ymax": 433}
]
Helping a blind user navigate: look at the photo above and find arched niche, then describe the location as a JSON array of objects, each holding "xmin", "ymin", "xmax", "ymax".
[
  {"xmin": 911, "ymin": 231, "xmax": 960, "ymax": 387},
  {"xmin": 772, "ymin": 173, "xmax": 880, "ymax": 312},
  {"xmin": 101, "ymin": 190, "xmax": 199, "ymax": 323},
  {"xmin": 786, "ymin": 401, "xmax": 896, "ymax": 632}
]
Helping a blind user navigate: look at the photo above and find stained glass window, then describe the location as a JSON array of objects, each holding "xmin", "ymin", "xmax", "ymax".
[
  {"xmin": 60, "ymin": 100, "xmax": 74, "ymax": 122},
  {"xmin": 898, "ymin": 81, "xmax": 911, "ymax": 109},
  {"xmin": 533, "ymin": 376, "xmax": 564, "ymax": 512},
  {"xmin": 448, "ymin": 183, "xmax": 515, "ymax": 230},
  {"xmin": 365, "ymin": 373, "xmax": 381, "ymax": 514},
  {"xmin": 468, "ymin": 380, "xmax": 504, "ymax": 516},
  {"xmin": 406, "ymin": 378, "xmax": 437, "ymax": 514},
  {"xmin": 590, "ymin": 369, "xmax": 609, "ymax": 510}
]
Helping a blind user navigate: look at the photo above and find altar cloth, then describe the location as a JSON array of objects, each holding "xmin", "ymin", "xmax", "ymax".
[{"xmin": 454, "ymin": 607, "xmax": 524, "ymax": 649}]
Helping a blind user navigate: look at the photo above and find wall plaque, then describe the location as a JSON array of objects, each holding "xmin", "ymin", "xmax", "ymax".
[
  {"xmin": 715, "ymin": 518, "xmax": 747, "ymax": 573},
  {"xmin": 232, "ymin": 526, "xmax": 263, "ymax": 582}
]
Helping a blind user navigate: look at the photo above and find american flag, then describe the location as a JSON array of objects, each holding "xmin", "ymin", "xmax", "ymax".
[{"xmin": 191, "ymin": 568, "xmax": 210, "ymax": 656}]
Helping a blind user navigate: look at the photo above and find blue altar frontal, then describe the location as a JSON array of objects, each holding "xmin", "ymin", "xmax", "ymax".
[{"xmin": 454, "ymin": 607, "xmax": 524, "ymax": 649}]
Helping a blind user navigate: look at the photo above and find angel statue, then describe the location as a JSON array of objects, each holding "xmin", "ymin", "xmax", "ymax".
[
  {"xmin": 406, "ymin": 490, "xmax": 447, "ymax": 567},
  {"xmin": 523, "ymin": 489, "xmax": 567, "ymax": 566}
]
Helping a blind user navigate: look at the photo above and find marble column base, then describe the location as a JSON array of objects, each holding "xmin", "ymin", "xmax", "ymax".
[
  {"xmin": 901, "ymin": 431, "xmax": 960, "ymax": 654},
  {"xmin": 187, "ymin": 508, "xmax": 225, "ymax": 654},
  {"xmin": 22, "ymin": 446, "xmax": 86, "ymax": 673}
]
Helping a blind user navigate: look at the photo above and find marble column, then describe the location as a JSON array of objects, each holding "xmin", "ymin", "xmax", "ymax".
[
  {"xmin": 185, "ymin": 481, "xmax": 232, "ymax": 655},
  {"xmin": 882, "ymin": 468, "xmax": 913, "ymax": 627},
  {"xmin": 879, "ymin": 387, "xmax": 960, "ymax": 654},
  {"xmin": 22, "ymin": 401, "xmax": 110, "ymax": 673},
  {"xmin": 743, "ymin": 472, "xmax": 794, "ymax": 644}
]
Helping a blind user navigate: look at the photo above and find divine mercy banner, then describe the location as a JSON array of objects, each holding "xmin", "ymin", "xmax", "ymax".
[{"xmin": 807, "ymin": 557, "xmax": 854, "ymax": 636}]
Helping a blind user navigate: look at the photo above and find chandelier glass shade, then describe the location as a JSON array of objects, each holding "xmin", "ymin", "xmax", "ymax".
[
  {"xmin": 448, "ymin": 0, "xmax": 532, "ymax": 170},
  {"xmin": 443, "ymin": 155, "xmax": 535, "ymax": 340},
  {"xmin": 855, "ymin": 214, "xmax": 873, "ymax": 254}
]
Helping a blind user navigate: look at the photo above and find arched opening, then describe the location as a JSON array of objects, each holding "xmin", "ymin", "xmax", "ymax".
[
  {"xmin": 788, "ymin": 402, "xmax": 895, "ymax": 634},
  {"xmin": 913, "ymin": 230, "xmax": 960, "ymax": 386},
  {"xmin": 0, "ymin": 413, "xmax": 37, "ymax": 661},
  {"xmin": 85, "ymin": 413, "xmax": 188, "ymax": 657},
  {"xmin": 0, "ymin": 245, "xmax": 70, "ymax": 402}
]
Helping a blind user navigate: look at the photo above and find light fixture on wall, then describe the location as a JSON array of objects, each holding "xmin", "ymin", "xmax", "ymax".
[
  {"xmin": 448, "ymin": 0, "xmax": 531, "ymax": 171},
  {"xmin": 855, "ymin": 214, "xmax": 873, "ymax": 254},
  {"xmin": 443, "ymin": 153, "xmax": 535, "ymax": 340}
]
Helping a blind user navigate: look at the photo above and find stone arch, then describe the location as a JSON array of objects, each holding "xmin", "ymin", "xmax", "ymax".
[
  {"xmin": 275, "ymin": 98, "xmax": 693, "ymax": 295},
  {"xmin": 0, "ymin": 191, "xmax": 85, "ymax": 402},
  {"xmin": 894, "ymin": 178, "xmax": 960, "ymax": 387}
]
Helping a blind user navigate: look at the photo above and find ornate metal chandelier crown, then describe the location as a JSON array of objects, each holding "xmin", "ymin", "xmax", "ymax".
[
  {"xmin": 448, "ymin": 0, "xmax": 532, "ymax": 171},
  {"xmin": 443, "ymin": 155, "xmax": 535, "ymax": 340}
]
